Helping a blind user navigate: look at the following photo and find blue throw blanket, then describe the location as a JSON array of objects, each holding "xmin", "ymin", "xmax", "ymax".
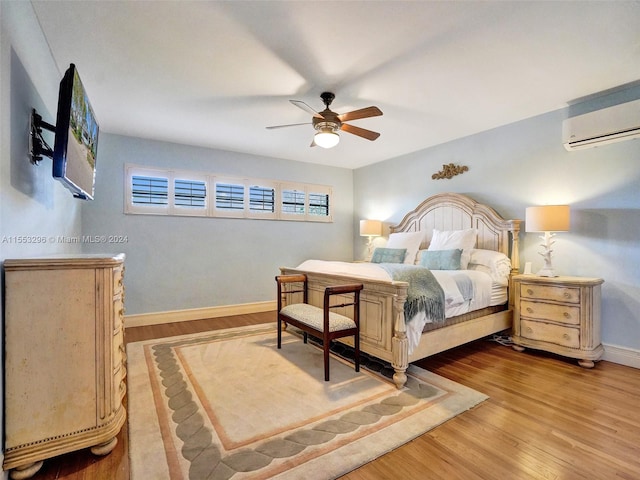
[{"xmin": 379, "ymin": 264, "xmax": 445, "ymax": 324}]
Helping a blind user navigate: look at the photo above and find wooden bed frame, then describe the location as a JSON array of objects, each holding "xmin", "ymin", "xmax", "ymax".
[{"xmin": 280, "ymin": 192, "xmax": 521, "ymax": 389}]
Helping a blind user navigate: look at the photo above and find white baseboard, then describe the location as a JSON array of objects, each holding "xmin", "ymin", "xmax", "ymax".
[
  {"xmin": 124, "ymin": 301, "xmax": 276, "ymax": 328},
  {"xmin": 603, "ymin": 343, "xmax": 640, "ymax": 369}
]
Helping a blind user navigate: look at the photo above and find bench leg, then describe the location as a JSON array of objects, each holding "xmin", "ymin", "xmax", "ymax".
[
  {"xmin": 354, "ymin": 333, "xmax": 360, "ymax": 373},
  {"xmin": 324, "ymin": 340, "xmax": 330, "ymax": 381},
  {"xmin": 277, "ymin": 318, "xmax": 282, "ymax": 349}
]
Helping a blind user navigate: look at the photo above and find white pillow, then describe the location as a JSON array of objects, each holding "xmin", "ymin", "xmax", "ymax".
[
  {"xmin": 385, "ymin": 231, "xmax": 425, "ymax": 264},
  {"xmin": 428, "ymin": 229, "xmax": 477, "ymax": 269},
  {"xmin": 468, "ymin": 249, "xmax": 512, "ymax": 286}
]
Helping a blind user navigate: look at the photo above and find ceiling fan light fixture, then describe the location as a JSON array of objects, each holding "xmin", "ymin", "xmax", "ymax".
[
  {"xmin": 314, "ymin": 122, "xmax": 340, "ymax": 149},
  {"xmin": 314, "ymin": 131, "xmax": 340, "ymax": 149}
]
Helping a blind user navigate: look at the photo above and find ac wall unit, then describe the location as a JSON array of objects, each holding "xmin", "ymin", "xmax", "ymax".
[{"xmin": 562, "ymin": 99, "xmax": 640, "ymax": 151}]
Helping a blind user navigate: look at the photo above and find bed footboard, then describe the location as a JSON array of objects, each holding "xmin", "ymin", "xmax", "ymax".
[{"xmin": 279, "ymin": 267, "xmax": 411, "ymax": 388}]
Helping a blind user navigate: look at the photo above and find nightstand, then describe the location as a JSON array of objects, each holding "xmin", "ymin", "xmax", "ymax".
[{"xmin": 511, "ymin": 274, "xmax": 604, "ymax": 368}]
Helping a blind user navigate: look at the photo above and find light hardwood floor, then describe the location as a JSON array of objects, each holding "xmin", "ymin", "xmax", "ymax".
[{"xmin": 32, "ymin": 312, "xmax": 640, "ymax": 480}]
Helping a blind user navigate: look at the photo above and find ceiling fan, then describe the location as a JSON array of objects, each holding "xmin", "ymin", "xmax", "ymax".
[{"xmin": 266, "ymin": 92, "xmax": 383, "ymax": 148}]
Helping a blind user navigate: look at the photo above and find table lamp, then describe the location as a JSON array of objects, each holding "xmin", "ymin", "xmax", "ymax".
[
  {"xmin": 525, "ymin": 205, "xmax": 570, "ymax": 277},
  {"xmin": 360, "ymin": 219, "xmax": 382, "ymax": 261}
]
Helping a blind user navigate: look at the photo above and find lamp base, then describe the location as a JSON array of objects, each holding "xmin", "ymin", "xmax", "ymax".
[
  {"xmin": 536, "ymin": 267, "xmax": 558, "ymax": 277},
  {"xmin": 536, "ymin": 232, "xmax": 558, "ymax": 277},
  {"xmin": 365, "ymin": 237, "xmax": 375, "ymax": 262}
]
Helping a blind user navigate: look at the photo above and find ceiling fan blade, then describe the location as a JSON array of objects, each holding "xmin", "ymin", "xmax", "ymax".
[
  {"xmin": 341, "ymin": 123, "xmax": 380, "ymax": 141},
  {"xmin": 290, "ymin": 100, "xmax": 324, "ymax": 118},
  {"xmin": 265, "ymin": 122, "xmax": 311, "ymax": 130},
  {"xmin": 338, "ymin": 106, "xmax": 383, "ymax": 122}
]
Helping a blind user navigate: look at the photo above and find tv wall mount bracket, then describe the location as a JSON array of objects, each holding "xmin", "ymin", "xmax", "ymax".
[{"xmin": 29, "ymin": 108, "xmax": 55, "ymax": 165}]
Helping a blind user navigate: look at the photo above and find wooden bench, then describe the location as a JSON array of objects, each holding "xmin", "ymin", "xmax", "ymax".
[{"xmin": 275, "ymin": 274, "xmax": 363, "ymax": 381}]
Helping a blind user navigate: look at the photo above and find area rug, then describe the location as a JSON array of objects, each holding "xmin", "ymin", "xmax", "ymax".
[{"xmin": 126, "ymin": 324, "xmax": 487, "ymax": 479}]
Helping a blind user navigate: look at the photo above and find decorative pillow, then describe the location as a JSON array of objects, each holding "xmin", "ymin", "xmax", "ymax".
[
  {"xmin": 428, "ymin": 229, "xmax": 477, "ymax": 269},
  {"xmin": 419, "ymin": 249, "xmax": 463, "ymax": 270},
  {"xmin": 370, "ymin": 247, "xmax": 407, "ymax": 264},
  {"xmin": 385, "ymin": 231, "xmax": 425, "ymax": 264}
]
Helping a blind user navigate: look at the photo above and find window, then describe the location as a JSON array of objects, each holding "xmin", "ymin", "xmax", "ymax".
[
  {"xmin": 282, "ymin": 189, "xmax": 305, "ymax": 215},
  {"xmin": 280, "ymin": 183, "xmax": 332, "ymax": 222},
  {"xmin": 215, "ymin": 182, "xmax": 244, "ymax": 211},
  {"xmin": 125, "ymin": 164, "xmax": 332, "ymax": 222},
  {"xmin": 174, "ymin": 179, "xmax": 206, "ymax": 208},
  {"xmin": 132, "ymin": 175, "xmax": 168, "ymax": 206},
  {"xmin": 125, "ymin": 167, "xmax": 210, "ymax": 216},
  {"xmin": 309, "ymin": 191, "xmax": 330, "ymax": 217},
  {"xmin": 172, "ymin": 174, "xmax": 208, "ymax": 216},
  {"xmin": 125, "ymin": 166, "xmax": 171, "ymax": 215},
  {"xmin": 249, "ymin": 185, "xmax": 275, "ymax": 213}
]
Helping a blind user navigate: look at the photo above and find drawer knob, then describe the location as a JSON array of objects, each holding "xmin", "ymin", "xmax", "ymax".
[
  {"xmin": 563, "ymin": 333, "xmax": 570, "ymax": 340},
  {"xmin": 527, "ymin": 289, "xmax": 534, "ymax": 295},
  {"xmin": 526, "ymin": 327, "xmax": 533, "ymax": 333},
  {"xmin": 564, "ymin": 312, "xmax": 571, "ymax": 319},
  {"xmin": 564, "ymin": 292, "xmax": 571, "ymax": 299},
  {"xmin": 526, "ymin": 307, "xmax": 534, "ymax": 314}
]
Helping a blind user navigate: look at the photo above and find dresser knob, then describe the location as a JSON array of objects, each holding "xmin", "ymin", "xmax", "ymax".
[
  {"xmin": 526, "ymin": 307, "xmax": 533, "ymax": 313},
  {"xmin": 564, "ymin": 312, "xmax": 571, "ymax": 318},
  {"xmin": 526, "ymin": 327, "xmax": 533, "ymax": 333},
  {"xmin": 527, "ymin": 289, "xmax": 534, "ymax": 295},
  {"xmin": 564, "ymin": 292, "xmax": 571, "ymax": 299},
  {"xmin": 563, "ymin": 333, "xmax": 570, "ymax": 340}
]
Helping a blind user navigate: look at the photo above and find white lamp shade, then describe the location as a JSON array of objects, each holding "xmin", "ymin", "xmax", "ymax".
[
  {"xmin": 314, "ymin": 131, "xmax": 340, "ymax": 148},
  {"xmin": 525, "ymin": 205, "xmax": 570, "ymax": 232},
  {"xmin": 360, "ymin": 219, "xmax": 382, "ymax": 237}
]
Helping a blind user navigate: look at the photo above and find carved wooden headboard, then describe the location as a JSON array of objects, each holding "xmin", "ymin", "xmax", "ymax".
[{"xmin": 390, "ymin": 192, "xmax": 522, "ymax": 271}]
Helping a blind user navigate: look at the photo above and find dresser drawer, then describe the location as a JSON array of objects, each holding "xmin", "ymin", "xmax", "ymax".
[
  {"xmin": 521, "ymin": 319, "xmax": 579, "ymax": 349},
  {"xmin": 520, "ymin": 300, "xmax": 580, "ymax": 325},
  {"xmin": 520, "ymin": 283, "xmax": 580, "ymax": 304}
]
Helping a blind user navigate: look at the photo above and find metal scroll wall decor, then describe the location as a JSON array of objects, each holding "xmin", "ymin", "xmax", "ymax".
[{"xmin": 432, "ymin": 163, "xmax": 469, "ymax": 180}]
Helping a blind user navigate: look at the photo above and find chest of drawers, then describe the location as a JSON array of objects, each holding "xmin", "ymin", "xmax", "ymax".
[
  {"xmin": 3, "ymin": 254, "xmax": 126, "ymax": 479},
  {"xmin": 512, "ymin": 275, "xmax": 604, "ymax": 368}
]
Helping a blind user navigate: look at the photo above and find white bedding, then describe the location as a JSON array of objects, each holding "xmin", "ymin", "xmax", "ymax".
[{"xmin": 296, "ymin": 260, "xmax": 503, "ymax": 353}]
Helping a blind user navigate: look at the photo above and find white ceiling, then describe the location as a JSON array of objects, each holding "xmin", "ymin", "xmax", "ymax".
[{"xmin": 31, "ymin": 1, "xmax": 640, "ymax": 169}]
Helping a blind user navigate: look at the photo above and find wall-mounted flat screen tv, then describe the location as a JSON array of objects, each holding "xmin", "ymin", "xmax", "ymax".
[{"xmin": 52, "ymin": 64, "xmax": 99, "ymax": 200}]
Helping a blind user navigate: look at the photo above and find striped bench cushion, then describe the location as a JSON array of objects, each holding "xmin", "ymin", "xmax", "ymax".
[{"xmin": 280, "ymin": 303, "xmax": 356, "ymax": 332}]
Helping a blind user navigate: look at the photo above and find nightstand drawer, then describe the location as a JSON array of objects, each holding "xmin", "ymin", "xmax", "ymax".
[
  {"xmin": 521, "ymin": 319, "xmax": 580, "ymax": 349},
  {"xmin": 520, "ymin": 300, "xmax": 580, "ymax": 325},
  {"xmin": 520, "ymin": 284, "xmax": 580, "ymax": 304}
]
